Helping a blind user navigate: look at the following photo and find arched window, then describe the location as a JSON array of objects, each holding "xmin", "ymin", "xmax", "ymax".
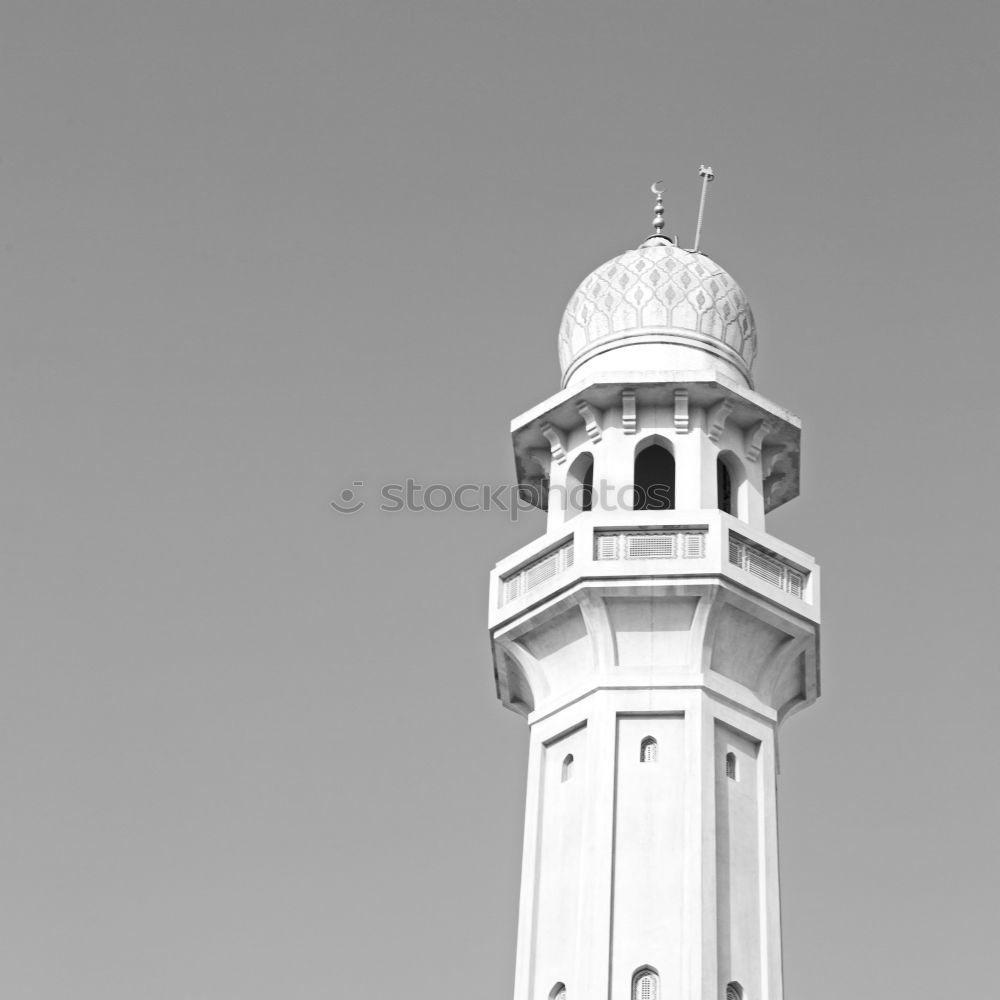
[
  {"xmin": 549, "ymin": 983, "xmax": 567, "ymax": 1000},
  {"xmin": 640, "ymin": 737, "xmax": 658, "ymax": 763},
  {"xmin": 726, "ymin": 983, "xmax": 743, "ymax": 1000},
  {"xmin": 716, "ymin": 451, "xmax": 746, "ymax": 519},
  {"xmin": 562, "ymin": 754, "xmax": 574, "ymax": 782},
  {"xmin": 717, "ymin": 457, "xmax": 733, "ymax": 515},
  {"xmin": 632, "ymin": 967, "xmax": 659, "ymax": 1000},
  {"xmin": 633, "ymin": 441, "xmax": 674, "ymax": 511},
  {"xmin": 725, "ymin": 751, "xmax": 737, "ymax": 780},
  {"xmin": 566, "ymin": 452, "xmax": 594, "ymax": 519}
]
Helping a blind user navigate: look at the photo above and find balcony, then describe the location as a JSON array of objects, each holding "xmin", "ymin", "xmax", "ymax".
[{"xmin": 490, "ymin": 510, "xmax": 818, "ymax": 628}]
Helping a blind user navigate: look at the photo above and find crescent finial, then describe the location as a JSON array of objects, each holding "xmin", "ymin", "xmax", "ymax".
[{"xmin": 650, "ymin": 182, "xmax": 665, "ymax": 238}]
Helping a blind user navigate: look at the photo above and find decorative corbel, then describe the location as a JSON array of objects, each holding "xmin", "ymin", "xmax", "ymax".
[
  {"xmin": 621, "ymin": 389, "xmax": 637, "ymax": 435},
  {"xmin": 528, "ymin": 447, "xmax": 552, "ymax": 477},
  {"xmin": 745, "ymin": 418, "xmax": 776, "ymax": 463},
  {"xmin": 706, "ymin": 398, "xmax": 734, "ymax": 443},
  {"xmin": 761, "ymin": 444, "xmax": 785, "ymax": 479},
  {"xmin": 539, "ymin": 421, "xmax": 567, "ymax": 465},
  {"xmin": 576, "ymin": 401, "xmax": 603, "ymax": 443},
  {"xmin": 673, "ymin": 389, "xmax": 690, "ymax": 433}
]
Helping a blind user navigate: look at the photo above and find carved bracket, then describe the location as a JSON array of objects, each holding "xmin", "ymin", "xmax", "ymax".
[
  {"xmin": 540, "ymin": 421, "xmax": 567, "ymax": 465},
  {"xmin": 706, "ymin": 398, "xmax": 734, "ymax": 443},
  {"xmin": 673, "ymin": 389, "xmax": 690, "ymax": 434},
  {"xmin": 621, "ymin": 389, "xmax": 637, "ymax": 435},
  {"xmin": 761, "ymin": 444, "xmax": 786, "ymax": 479},
  {"xmin": 576, "ymin": 401, "xmax": 604, "ymax": 443},
  {"xmin": 745, "ymin": 418, "xmax": 776, "ymax": 463},
  {"xmin": 528, "ymin": 447, "xmax": 552, "ymax": 477}
]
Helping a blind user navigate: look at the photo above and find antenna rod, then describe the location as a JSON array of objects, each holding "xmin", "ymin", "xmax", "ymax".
[{"xmin": 693, "ymin": 165, "xmax": 715, "ymax": 252}]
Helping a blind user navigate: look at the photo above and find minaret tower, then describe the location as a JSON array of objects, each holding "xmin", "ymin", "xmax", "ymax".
[{"xmin": 488, "ymin": 177, "xmax": 821, "ymax": 1000}]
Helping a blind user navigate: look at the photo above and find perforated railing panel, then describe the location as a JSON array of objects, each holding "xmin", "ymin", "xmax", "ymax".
[
  {"xmin": 595, "ymin": 528, "xmax": 707, "ymax": 562},
  {"xmin": 501, "ymin": 539, "xmax": 574, "ymax": 606},
  {"xmin": 683, "ymin": 532, "xmax": 706, "ymax": 558},
  {"xmin": 524, "ymin": 551, "xmax": 559, "ymax": 590},
  {"xmin": 729, "ymin": 534, "xmax": 809, "ymax": 600},
  {"xmin": 596, "ymin": 535, "xmax": 618, "ymax": 560},
  {"xmin": 627, "ymin": 533, "xmax": 676, "ymax": 559}
]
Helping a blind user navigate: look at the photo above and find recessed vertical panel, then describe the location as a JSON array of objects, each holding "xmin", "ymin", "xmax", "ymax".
[
  {"xmin": 610, "ymin": 715, "xmax": 685, "ymax": 999},
  {"xmin": 532, "ymin": 723, "xmax": 588, "ymax": 998},
  {"xmin": 715, "ymin": 723, "xmax": 761, "ymax": 998}
]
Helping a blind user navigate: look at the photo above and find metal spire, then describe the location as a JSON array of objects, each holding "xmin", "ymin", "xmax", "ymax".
[
  {"xmin": 692, "ymin": 165, "xmax": 715, "ymax": 253},
  {"xmin": 651, "ymin": 181, "xmax": 665, "ymax": 238},
  {"xmin": 640, "ymin": 181, "xmax": 674, "ymax": 248}
]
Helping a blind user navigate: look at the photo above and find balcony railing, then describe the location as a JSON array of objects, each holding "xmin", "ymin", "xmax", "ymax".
[
  {"xmin": 728, "ymin": 534, "xmax": 807, "ymax": 599},
  {"xmin": 594, "ymin": 527, "xmax": 707, "ymax": 561},
  {"xmin": 494, "ymin": 516, "xmax": 815, "ymax": 613},
  {"xmin": 502, "ymin": 538, "xmax": 574, "ymax": 604}
]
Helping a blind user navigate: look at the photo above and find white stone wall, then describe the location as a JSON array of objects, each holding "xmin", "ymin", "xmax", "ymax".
[
  {"xmin": 494, "ymin": 373, "xmax": 818, "ymax": 1000},
  {"xmin": 511, "ymin": 689, "xmax": 784, "ymax": 1000}
]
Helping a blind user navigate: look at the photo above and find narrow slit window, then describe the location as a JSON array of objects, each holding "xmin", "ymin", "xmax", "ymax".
[
  {"xmin": 582, "ymin": 461, "xmax": 594, "ymax": 512},
  {"xmin": 725, "ymin": 751, "xmax": 737, "ymax": 781},
  {"xmin": 561, "ymin": 754, "xmax": 574, "ymax": 782},
  {"xmin": 726, "ymin": 983, "xmax": 743, "ymax": 1000},
  {"xmin": 717, "ymin": 457, "xmax": 733, "ymax": 515},
  {"xmin": 639, "ymin": 737, "xmax": 658, "ymax": 763},
  {"xmin": 632, "ymin": 968, "xmax": 659, "ymax": 1000}
]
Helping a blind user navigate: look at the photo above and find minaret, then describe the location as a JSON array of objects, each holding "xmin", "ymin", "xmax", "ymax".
[{"xmin": 488, "ymin": 177, "xmax": 821, "ymax": 1000}]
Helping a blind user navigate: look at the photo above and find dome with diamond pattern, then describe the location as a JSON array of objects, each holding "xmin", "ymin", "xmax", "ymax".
[{"xmin": 558, "ymin": 240, "xmax": 757, "ymax": 389}]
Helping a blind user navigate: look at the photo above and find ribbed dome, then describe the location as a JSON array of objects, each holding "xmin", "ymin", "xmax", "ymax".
[{"xmin": 558, "ymin": 242, "xmax": 757, "ymax": 388}]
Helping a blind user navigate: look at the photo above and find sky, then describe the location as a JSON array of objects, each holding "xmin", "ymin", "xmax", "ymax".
[{"xmin": 2, "ymin": 1, "xmax": 998, "ymax": 997}]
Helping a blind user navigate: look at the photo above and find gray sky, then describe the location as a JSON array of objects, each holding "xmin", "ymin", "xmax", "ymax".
[{"xmin": 2, "ymin": 1, "xmax": 997, "ymax": 997}]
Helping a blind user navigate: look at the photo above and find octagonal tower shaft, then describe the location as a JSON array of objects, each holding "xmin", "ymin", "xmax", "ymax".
[{"xmin": 488, "ymin": 377, "xmax": 820, "ymax": 1000}]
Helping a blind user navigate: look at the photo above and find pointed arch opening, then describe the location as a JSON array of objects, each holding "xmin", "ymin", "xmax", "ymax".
[
  {"xmin": 632, "ymin": 966, "xmax": 659, "ymax": 1000},
  {"xmin": 561, "ymin": 754, "xmax": 575, "ymax": 783},
  {"xmin": 639, "ymin": 736, "xmax": 658, "ymax": 763},
  {"xmin": 726, "ymin": 983, "xmax": 744, "ymax": 1000},
  {"xmin": 633, "ymin": 438, "xmax": 674, "ymax": 511},
  {"xmin": 549, "ymin": 983, "xmax": 567, "ymax": 1000},
  {"xmin": 725, "ymin": 751, "xmax": 738, "ymax": 781},
  {"xmin": 716, "ymin": 450, "xmax": 746, "ymax": 520},
  {"xmin": 566, "ymin": 451, "xmax": 594, "ymax": 519}
]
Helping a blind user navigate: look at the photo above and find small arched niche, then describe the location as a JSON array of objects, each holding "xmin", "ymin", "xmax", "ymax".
[
  {"xmin": 639, "ymin": 736, "xmax": 658, "ymax": 763},
  {"xmin": 633, "ymin": 438, "xmax": 674, "ymax": 511},
  {"xmin": 632, "ymin": 966, "xmax": 659, "ymax": 1000},
  {"xmin": 725, "ymin": 751, "xmax": 738, "ymax": 781},
  {"xmin": 565, "ymin": 451, "xmax": 594, "ymax": 520},
  {"xmin": 726, "ymin": 983, "xmax": 744, "ymax": 1000},
  {"xmin": 716, "ymin": 450, "xmax": 746, "ymax": 519},
  {"xmin": 549, "ymin": 983, "xmax": 567, "ymax": 1000},
  {"xmin": 561, "ymin": 754, "xmax": 575, "ymax": 782}
]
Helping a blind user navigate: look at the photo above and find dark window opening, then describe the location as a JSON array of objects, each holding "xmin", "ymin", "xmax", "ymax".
[
  {"xmin": 717, "ymin": 458, "xmax": 733, "ymax": 515},
  {"xmin": 633, "ymin": 444, "xmax": 674, "ymax": 511},
  {"xmin": 582, "ymin": 461, "xmax": 594, "ymax": 512},
  {"xmin": 567, "ymin": 452, "xmax": 594, "ymax": 519}
]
